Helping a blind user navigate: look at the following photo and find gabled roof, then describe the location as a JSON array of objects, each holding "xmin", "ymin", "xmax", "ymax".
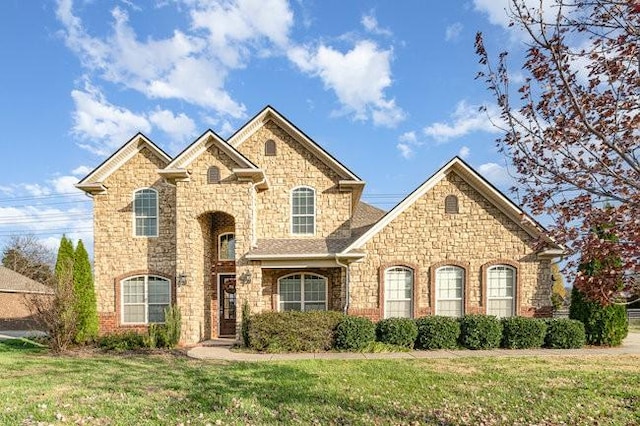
[
  {"xmin": 0, "ymin": 266, "xmax": 53, "ymax": 294},
  {"xmin": 341, "ymin": 157, "xmax": 564, "ymax": 255},
  {"xmin": 228, "ymin": 106, "xmax": 364, "ymax": 183},
  {"xmin": 76, "ymin": 133, "xmax": 171, "ymax": 195}
]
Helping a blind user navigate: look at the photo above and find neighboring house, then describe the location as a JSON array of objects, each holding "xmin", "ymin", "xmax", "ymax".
[
  {"xmin": 0, "ymin": 266, "xmax": 53, "ymax": 329},
  {"xmin": 77, "ymin": 106, "xmax": 563, "ymax": 344}
]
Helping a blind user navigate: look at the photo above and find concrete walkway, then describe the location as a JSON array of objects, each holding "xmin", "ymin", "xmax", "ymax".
[
  {"xmin": 187, "ymin": 332, "xmax": 640, "ymax": 361},
  {"xmin": 0, "ymin": 330, "xmax": 47, "ymax": 339}
]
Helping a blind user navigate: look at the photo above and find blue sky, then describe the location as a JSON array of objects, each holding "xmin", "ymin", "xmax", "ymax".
[{"xmin": 0, "ymin": 0, "xmax": 535, "ymax": 253}]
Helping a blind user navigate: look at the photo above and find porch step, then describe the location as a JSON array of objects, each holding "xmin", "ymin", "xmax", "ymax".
[{"xmin": 201, "ymin": 338, "xmax": 237, "ymax": 348}]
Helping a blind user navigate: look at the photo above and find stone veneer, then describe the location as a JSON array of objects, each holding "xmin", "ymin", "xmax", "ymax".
[{"xmin": 348, "ymin": 171, "xmax": 552, "ymax": 320}]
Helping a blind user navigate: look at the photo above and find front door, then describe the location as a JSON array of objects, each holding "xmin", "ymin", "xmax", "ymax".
[{"xmin": 218, "ymin": 274, "xmax": 237, "ymax": 336}]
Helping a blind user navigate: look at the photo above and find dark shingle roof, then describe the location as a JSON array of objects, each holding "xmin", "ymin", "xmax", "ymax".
[{"xmin": 0, "ymin": 266, "xmax": 53, "ymax": 294}]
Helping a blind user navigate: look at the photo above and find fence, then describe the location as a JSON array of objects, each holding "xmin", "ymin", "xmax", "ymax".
[{"xmin": 554, "ymin": 308, "xmax": 640, "ymax": 319}]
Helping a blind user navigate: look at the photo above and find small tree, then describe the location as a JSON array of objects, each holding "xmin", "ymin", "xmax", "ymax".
[
  {"xmin": 551, "ymin": 263, "xmax": 566, "ymax": 310},
  {"xmin": 55, "ymin": 235, "xmax": 74, "ymax": 280},
  {"xmin": 73, "ymin": 240, "xmax": 98, "ymax": 343}
]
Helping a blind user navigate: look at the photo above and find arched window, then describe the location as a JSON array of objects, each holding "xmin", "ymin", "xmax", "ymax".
[
  {"xmin": 435, "ymin": 266, "xmax": 464, "ymax": 317},
  {"xmin": 445, "ymin": 195, "xmax": 459, "ymax": 214},
  {"xmin": 278, "ymin": 273, "xmax": 327, "ymax": 311},
  {"xmin": 121, "ymin": 275, "xmax": 170, "ymax": 324},
  {"xmin": 291, "ymin": 186, "xmax": 315, "ymax": 235},
  {"xmin": 207, "ymin": 166, "xmax": 220, "ymax": 184},
  {"xmin": 133, "ymin": 188, "xmax": 158, "ymax": 237},
  {"xmin": 219, "ymin": 233, "xmax": 235, "ymax": 260},
  {"xmin": 384, "ymin": 266, "xmax": 414, "ymax": 318},
  {"xmin": 487, "ymin": 265, "xmax": 516, "ymax": 317},
  {"xmin": 265, "ymin": 139, "xmax": 276, "ymax": 156}
]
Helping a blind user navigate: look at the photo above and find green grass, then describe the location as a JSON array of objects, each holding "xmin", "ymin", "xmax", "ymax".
[{"xmin": 0, "ymin": 339, "xmax": 639, "ymax": 425}]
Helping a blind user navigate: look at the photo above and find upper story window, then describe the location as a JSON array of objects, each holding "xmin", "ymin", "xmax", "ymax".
[
  {"xmin": 445, "ymin": 195, "xmax": 459, "ymax": 214},
  {"xmin": 219, "ymin": 233, "xmax": 236, "ymax": 261},
  {"xmin": 278, "ymin": 273, "xmax": 327, "ymax": 312},
  {"xmin": 435, "ymin": 265, "xmax": 464, "ymax": 317},
  {"xmin": 291, "ymin": 186, "xmax": 315, "ymax": 235},
  {"xmin": 121, "ymin": 275, "xmax": 170, "ymax": 324},
  {"xmin": 487, "ymin": 265, "xmax": 516, "ymax": 318},
  {"xmin": 384, "ymin": 266, "xmax": 414, "ymax": 319},
  {"xmin": 133, "ymin": 188, "xmax": 158, "ymax": 237},
  {"xmin": 265, "ymin": 139, "xmax": 276, "ymax": 156},
  {"xmin": 207, "ymin": 166, "xmax": 220, "ymax": 184}
]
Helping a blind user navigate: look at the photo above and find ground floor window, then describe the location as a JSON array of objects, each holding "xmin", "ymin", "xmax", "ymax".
[
  {"xmin": 487, "ymin": 265, "xmax": 515, "ymax": 317},
  {"xmin": 121, "ymin": 275, "xmax": 171, "ymax": 324},
  {"xmin": 384, "ymin": 266, "xmax": 414, "ymax": 318},
  {"xmin": 278, "ymin": 273, "xmax": 327, "ymax": 311},
  {"xmin": 435, "ymin": 266, "xmax": 464, "ymax": 317}
]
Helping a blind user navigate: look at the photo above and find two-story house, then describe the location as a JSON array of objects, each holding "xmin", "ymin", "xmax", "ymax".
[{"xmin": 76, "ymin": 106, "xmax": 562, "ymax": 344}]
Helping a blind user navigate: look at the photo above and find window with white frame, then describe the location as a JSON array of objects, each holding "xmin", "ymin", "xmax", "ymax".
[
  {"xmin": 121, "ymin": 276, "xmax": 170, "ymax": 324},
  {"xmin": 291, "ymin": 187, "xmax": 315, "ymax": 235},
  {"xmin": 435, "ymin": 266, "xmax": 464, "ymax": 317},
  {"xmin": 384, "ymin": 267, "xmax": 413, "ymax": 318},
  {"xmin": 218, "ymin": 233, "xmax": 235, "ymax": 260},
  {"xmin": 278, "ymin": 273, "xmax": 327, "ymax": 311},
  {"xmin": 487, "ymin": 265, "xmax": 515, "ymax": 317},
  {"xmin": 134, "ymin": 188, "xmax": 158, "ymax": 237}
]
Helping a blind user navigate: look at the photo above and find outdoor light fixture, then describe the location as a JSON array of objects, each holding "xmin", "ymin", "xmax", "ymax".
[
  {"xmin": 239, "ymin": 271, "xmax": 252, "ymax": 285},
  {"xmin": 177, "ymin": 273, "xmax": 187, "ymax": 287}
]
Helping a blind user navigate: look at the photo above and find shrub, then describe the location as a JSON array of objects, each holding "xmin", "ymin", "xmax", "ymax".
[
  {"xmin": 163, "ymin": 305, "xmax": 181, "ymax": 348},
  {"xmin": 459, "ymin": 315, "xmax": 503, "ymax": 350},
  {"xmin": 569, "ymin": 287, "xmax": 628, "ymax": 346},
  {"xmin": 376, "ymin": 318, "xmax": 418, "ymax": 348},
  {"xmin": 146, "ymin": 324, "xmax": 167, "ymax": 349},
  {"xmin": 98, "ymin": 331, "xmax": 146, "ymax": 351},
  {"xmin": 241, "ymin": 301, "xmax": 251, "ymax": 348},
  {"xmin": 544, "ymin": 318, "xmax": 586, "ymax": 349},
  {"xmin": 247, "ymin": 311, "xmax": 345, "ymax": 352},
  {"xmin": 72, "ymin": 240, "xmax": 99, "ymax": 344},
  {"xmin": 501, "ymin": 317, "xmax": 547, "ymax": 349},
  {"xmin": 334, "ymin": 316, "xmax": 376, "ymax": 351},
  {"xmin": 415, "ymin": 316, "xmax": 460, "ymax": 350}
]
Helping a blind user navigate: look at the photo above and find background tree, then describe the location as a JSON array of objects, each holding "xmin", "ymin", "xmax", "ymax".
[
  {"xmin": 73, "ymin": 240, "xmax": 98, "ymax": 343},
  {"xmin": 1, "ymin": 235, "xmax": 54, "ymax": 285},
  {"xmin": 476, "ymin": 0, "xmax": 639, "ymax": 304},
  {"xmin": 54, "ymin": 235, "xmax": 74, "ymax": 281},
  {"xmin": 551, "ymin": 263, "xmax": 567, "ymax": 309}
]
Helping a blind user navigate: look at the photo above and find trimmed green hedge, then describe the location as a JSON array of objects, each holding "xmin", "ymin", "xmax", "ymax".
[
  {"xmin": 501, "ymin": 317, "xmax": 547, "ymax": 349},
  {"xmin": 247, "ymin": 311, "xmax": 345, "ymax": 352},
  {"xmin": 335, "ymin": 316, "xmax": 376, "ymax": 351},
  {"xmin": 376, "ymin": 318, "xmax": 418, "ymax": 348},
  {"xmin": 569, "ymin": 287, "xmax": 628, "ymax": 346},
  {"xmin": 415, "ymin": 316, "xmax": 460, "ymax": 350},
  {"xmin": 544, "ymin": 318, "xmax": 586, "ymax": 349},
  {"xmin": 459, "ymin": 315, "xmax": 503, "ymax": 350}
]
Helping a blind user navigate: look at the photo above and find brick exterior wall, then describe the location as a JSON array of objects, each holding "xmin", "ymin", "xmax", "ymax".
[
  {"xmin": 348, "ymin": 171, "xmax": 552, "ymax": 320},
  {"xmin": 0, "ymin": 292, "xmax": 51, "ymax": 329}
]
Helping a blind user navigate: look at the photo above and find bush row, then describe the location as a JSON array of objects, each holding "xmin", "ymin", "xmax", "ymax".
[{"xmin": 245, "ymin": 311, "xmax": 586, "ymax": 352}]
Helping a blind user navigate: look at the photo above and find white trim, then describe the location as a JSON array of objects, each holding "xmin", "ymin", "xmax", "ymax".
[
  {"xmin": 435, "ymin": 265, "xmax": 464, "ymax": 318},
  {"xmin": 164, "ymin": 131, "xmax": 257, "ymax": 171},
  {"xmin": 217, "ymin": 273, "xmax": 236, "ymax": 337},
  {"xmin": 276, "ymin": 272, "xmax": 328, "ymax": 312},
  {"xmin": 132, "ymin": 188, "xmax": 159, "ymax": 238},
  {"xmin": 383, "ymin": 266, "xmax": 414, "ymax": 319},
  {"xmin": 486, "ymin": 265, "xmax": 516, "ymax": 318},
  {"xmin": 218, "ymin": 232, "xmax": 235, "ymax": 261},
  {"xmin": 342, "ymin": 157, "xmax": 564, "ymax": 254},
  {"xmin": 120, "ymin": 275, "xmax": 171, "ymax": 325},
  {"xmin": 246, "ymin": 252, "xmax": 364, "ymax": 260},
  {"xmin": 290, "ymin": 186, "xmax": 316, "ymax": 236}
]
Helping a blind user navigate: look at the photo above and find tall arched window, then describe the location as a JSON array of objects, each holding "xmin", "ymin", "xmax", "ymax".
[
  {"xmin": 265, "ymin": 139, "xmax": 276, "ymax": 156},
  {"xmin": 133, "ymin": 188, "xmax": 158, "ymax": 237},
  {"xmin": 435, "ymin": 266, "xmax": 464, "ymax": 317},
  {"xmin": 384, "ymin": 266, "xmax": 414, "ymax": 318},
  {"xmin": 121, "ymin": 275, "xmax": 170, "ymax": 324},
  {"xmin": 278, "ymin": 273, "xmax": 327, "ymax": 311},
  {"xmin": 207, "ymin": 166, "xmax": 220, "ymax": 184},
  {"xmin": 291, "ymin": 186, "xmax": 315, "ymax": 235},
  {"xmin": 218, "ymin": 233, "xmax": 235, "ymax": 260},
  {"xmin": 487, "ymin": 265, "xmax": 516, "ymax": 317},
  {"xmin": 445, "ymin": 195, "xmax": 459, "ymax": 214}
]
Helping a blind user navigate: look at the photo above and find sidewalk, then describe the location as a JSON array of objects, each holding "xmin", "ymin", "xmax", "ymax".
[{"xmin": 187, "ymin": 332, "xmax": 640, "ymax": 361}]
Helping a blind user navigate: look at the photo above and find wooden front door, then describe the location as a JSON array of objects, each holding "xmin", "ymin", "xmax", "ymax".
[{"xmin": 219, "ymin": 274, "xmax": 237, "ymax": 336}]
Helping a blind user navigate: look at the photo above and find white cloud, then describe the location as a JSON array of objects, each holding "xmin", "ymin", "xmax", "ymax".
[
  {"xmin": 49, "ymin": 176, "xmax": 80, "ymax": 194},
  {"xmin": 399, "ymin": 131, "xmax": 418, "ymax": 144},
  {"xmin": 473, "ymin": 0, "xmax": 557, "ymax": 33},
  {"xmin": 20, "ymin": 184, "xmax": 51, "ymax": 197},
  {"xmin": 289, "ymin": 40, "xmax": 405, "ymax": 127},
  {"xmin": 71, "ymin": 85, "xmax": 151, "ymax": 155},
  {"xmin": 478, "ymin": 162, "xmax": 512, "ymax": 187},
  {"xmin": 423, "ymin": 100, "xmax": 502, "ymax": 142},
  {"xmin": 445, "ymin": 22, "xmax": 463, "ymax": 42},
  {"xmin": 149, "ymin": 109, "xmax": 196, "ymax": 142},
  {"xmin": 361, "ymin": 11, "xmax": 392, "ymax": 37},
  {"xmin": 396, "ymin": 143, "xmax": 413, "ymax": 159},
  {"xmin": 71, "ymin": 165, "xmax": 92, "ymax": 176},
  {"xmin": 458, "ymin": 146, "xmax": 470, "ymax": 159}
]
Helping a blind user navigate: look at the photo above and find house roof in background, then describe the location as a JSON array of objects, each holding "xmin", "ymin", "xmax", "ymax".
[{"xmin": 0, "ymin": 266, "xmax": 53, "ymax": 294}]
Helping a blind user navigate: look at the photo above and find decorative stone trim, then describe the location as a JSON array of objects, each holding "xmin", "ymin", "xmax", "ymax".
[
  {"xmin": 481, "ymin": 259, "xmax": 521, "ymax": 316},
  {"xmin": 113, "ymin": 270, "xmax": 176, "ymax": 329},
  {"xmin": 378, "ymin": 262, "xmax": 419, "ymax": 319},
  {"xmin": 429, "ymin": 260, "xmax": 470, "ymax": 316}
]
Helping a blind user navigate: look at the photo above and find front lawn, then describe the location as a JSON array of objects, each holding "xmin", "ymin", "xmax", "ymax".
[{"xmin": 1, "ymin": 339, "xmax": 638, "ymax": 425}]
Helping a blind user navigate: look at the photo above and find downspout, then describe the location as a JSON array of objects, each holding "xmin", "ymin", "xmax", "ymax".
[
  {"xmin": 250, "ymin": 176, "xmax": 267, "ymax": 248},
  {"xmin": 335, "ymin": 255, "xmax": 350, "ymax": 314}
]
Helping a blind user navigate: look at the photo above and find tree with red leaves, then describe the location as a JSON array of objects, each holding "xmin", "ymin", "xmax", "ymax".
[{"xmin": 475, "ymin": 0, "xmax": 639, "ymax": 305}]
